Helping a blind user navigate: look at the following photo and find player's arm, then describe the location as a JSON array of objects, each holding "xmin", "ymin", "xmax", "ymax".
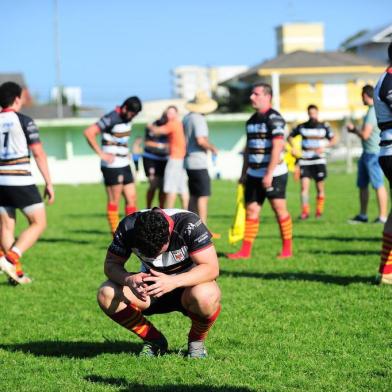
[
  {"xmin": 83, "ymin": 123, "xmax": 114, "ymax": 163},
  {"xmin": 145, "ymin": 245, "xmax": 219, "ymax": 298},
  {"xmin": 263, "ymin": 137, "xmax": 285, "ymax": 188},
  {"xmin": 148, "ymin": 123, "xmax": 170, "ymax": 135},
  {"xmin": 104, "ymin": 251, "xmax": 150, "ymax": 301},
  {"xmin": 30, "ymin": 142, "xmax": 55, "ymax": 204},
  {"xmin": 196, "ymin": 136, "xmax": 218, "ymax": 154},
  {"xmin": 239, "ymin": 146, "xmax": 249, "ymax": 184}
]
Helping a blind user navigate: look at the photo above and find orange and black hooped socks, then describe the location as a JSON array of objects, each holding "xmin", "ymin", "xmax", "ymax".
[
  {"xmin": 5, "ymin": 247, "xmax": 24, "ymax": 277},
  {"xmin": 125, "ymin": 205, "xmax": 137, "ymax": 216},
  {"xmin": 109, "ymin": 304, "xmax": 163, "ymax": 341},
  {"xmin": 301, "ymin": 204, "xmax": 310, "ymax": 220},
  {"xmin": 380, "ymin": 232, "xmax": 392, "ymax": 275},
  {"xmin": 278, "ymin": 215, "xmax": 293, "ymax": 258},
  {"xmin": 188, "ymin": 305, "xmax": 221, "ymax": 342},
  {"xmin": 316, "ymin": 196, "xmax": 325, "ymax": 217},
  {"xmin": 107, "ymin": 203, "xmax": 119, "ymax": 234},
  {"xmin": 227, "ymin": 218, "xmax": 259, "ymax": 259}
]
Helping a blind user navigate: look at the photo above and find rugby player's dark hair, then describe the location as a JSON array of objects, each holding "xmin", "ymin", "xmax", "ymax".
[
  {"xmin": 252, "ymin": 82, "xmax": 273, "ymax": 97},
  {"xmin": 0, "ymin": 81, "xmax": 22, "ymax": 108},
  {"xmin": 122, "ymin": 96, "xmax": 142, "ymax": 114},
  {"xmin": 362, "ymin": 84, "xmax": 374, "ymax": 99},
  {"xmin": 134, "ymin": 210, "xmax": 170, "ymax": 257},
  {"xmin": 307, "ymin": 104, "xmax": 318, "ymax": 111},
  {"xmin": 388, "ymin": 41, "xmax": 392, "ymax": 64}
]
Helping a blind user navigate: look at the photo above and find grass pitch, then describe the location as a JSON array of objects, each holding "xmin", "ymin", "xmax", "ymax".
[{"xmin": 0, "ymin": 165, "xmax": 391, "ymax": 391}]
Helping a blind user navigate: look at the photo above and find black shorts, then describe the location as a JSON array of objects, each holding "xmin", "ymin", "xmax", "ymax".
[
  {"xmin": 187, "ymin": 169, "xmax": 211, "ymax": 197},
  {"xmin": 142, "ymin": 287, "xmax": 187, "ymax": 316},
  {"xmin": 300, "ymin": 164, "xmax": 327, "ymax": 182},
  {"xmin": 101, "ymin": 166, "xmax": 134, "ymax": 186},
  {"xmin": 379, "ymin": 156, "xmax": 392, "ymax": 188},
  {"xmin": 143, "ymin": 157, "xmax": 167, "ymax": 178},
  {"xmin": 0, "ymin": 185, "xmax": 42, "ymax": 209},
  {"xmin": 245, "ymin": 173, "xmax": 288, "ymax": 205}
]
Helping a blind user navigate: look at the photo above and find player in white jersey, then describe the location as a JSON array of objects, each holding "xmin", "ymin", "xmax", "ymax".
[
  {"xmin": 288, "ymin": 105, "xmax": 336, "ymax": 220},
  {"xmin": 0, "ymin": 82, "xmax": 54, "ymax": 285},
  {"xmin": 97, "ymin": 208, "xmax": 221, "ymax": 357},
  {"xmin": 374, "ymin": 42, "xmax": 392, "ymax": 284},
  {"xmin": 84, "ymin": 97, "xmax": 142, "ymax": 235}
]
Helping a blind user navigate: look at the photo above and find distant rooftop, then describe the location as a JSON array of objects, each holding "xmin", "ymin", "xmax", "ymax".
[
  {"xmin": 221, "ymin": 50, "xmax": 386, "ymax": 86},
  {"xmin": 341, "ymin": 23, "xmax": 392, "ymax": 49}
]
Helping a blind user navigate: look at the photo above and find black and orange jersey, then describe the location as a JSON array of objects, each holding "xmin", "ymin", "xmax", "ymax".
[
  {"xmin": 375, "ymin": 68, "xmax": 392, "ymax": 156},
  {"xmin": 96, "ymin": 107, "xmax": 132, "ymax": 168},
  {"xmin": 0, "ymin": 108, "xmax": 40, "ymax": 186},
  {"xmin": 108, "ymin": 209, "xmax": 213, "ymax": 275},
  {"xmin": 290, "ymin": 120, "xmax": 334, "ymax": 165},
  {"xmin": 246, "ymin": 108, "xmax": 287, "ymax": 178}
]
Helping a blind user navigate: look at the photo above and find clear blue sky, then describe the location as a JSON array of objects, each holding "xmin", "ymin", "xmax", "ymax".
[{"xmin": 1, "ymin": 0, "xmax": 390, "ymax": 110}]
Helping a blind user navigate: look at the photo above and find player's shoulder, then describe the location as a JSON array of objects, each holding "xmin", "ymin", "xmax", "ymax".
[
  {"xmin": 16, "ymin": 112, "xmax": 35, "ymax": 124},
  {"xmin": 267, "ymin": 108, "xmax": 284, "ymax": 121},
  {"xmin": 167, "ymin": 209, "xmax": 203, "ymax": 232}
]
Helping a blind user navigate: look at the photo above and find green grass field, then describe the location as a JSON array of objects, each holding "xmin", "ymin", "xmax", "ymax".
[{"xmin": 1, "ymin": 165, "xmax": 391, "ymax": 392}]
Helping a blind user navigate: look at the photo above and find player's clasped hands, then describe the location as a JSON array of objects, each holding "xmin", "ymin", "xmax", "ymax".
[
  {"xmin": 143, "ymin": 269, "xmax": 176, "ymax": 298},
  {"xmin": 127, "ymin": 272, "xmax": 150, "ymax": 301}
]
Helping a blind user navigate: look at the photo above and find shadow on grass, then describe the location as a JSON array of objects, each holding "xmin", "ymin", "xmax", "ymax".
[
  {"xmin": 39, "ymin": 237, "xmax": 90, "ymax": 245},
  {"xmin": 85, "ymin": 376, "xmax": 254, "ymax": 392},
  {"xmin": 0, "ymin": 340, "xmax": 143, "ymax": 358},
  {"xmin": 294, "ymin": 234, "xmax": 380, "ymax": 242},
  {"xmin": 69, "ymin": 229, "xmax": 110, "ymax": 236},
  {"xmin": 219, "ymin": 269, "xmax": 376, "ymax": 286},
  {"xmin": 310, "ymin": 249, "xmax": 380, "ymax": 256}
]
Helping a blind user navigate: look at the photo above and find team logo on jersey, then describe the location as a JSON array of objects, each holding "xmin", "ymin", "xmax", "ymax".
[
  {"xmin": 185, "ymin": 220, "xmax": 202, "ymax": 236},
  {"xmin": 172, "ymin": 249, "xmax": 185, "ymax": 262}
]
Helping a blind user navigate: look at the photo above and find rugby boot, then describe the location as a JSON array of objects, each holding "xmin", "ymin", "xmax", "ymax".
[
  {"xmin": 188, "ymin": 340, "xmax": 207, "ymax": 358},
  {"xmin": 380, "ymin": 273, "xmax": 392, "ymax": 285},
  {"xmin": 139, "ymin": 335, "xmax": 168, "ymax": 357},
  {"xmin": 0, "ymin": 256, "xmax": 32, "ymax": 285}
]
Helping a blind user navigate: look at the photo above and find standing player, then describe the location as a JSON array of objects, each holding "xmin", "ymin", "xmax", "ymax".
[
  {"xmin": 288, "ymin": 105, "xmax": 336, "ymax": 220},
  {"xmin": 183, "ymin": 92, "xmax": 219, "ymax": 237},
  {"xmin": 227, "ymin": 83, "xmax": 293, "ymax": 260},
  {"xmin": 97, "ymin": 208, "xmax": 221, "ymax": 357},
  {"xmin": 143, "ymin": 114, "xmax": 169, "ymax": 208},
  {"xmin": 374, "ymin": 42, "xmax": 392, "ymax": 284},
  {"xmin": 148, "ymin": 106, "xmax": 189, "ymax": 209},
  {"xmin": 0, "ymin": 81, "xmax": 55, "ymax": 284},
  {"xmin": 84, "ymin": 97, "xmax": 142, "ymax": 235}
]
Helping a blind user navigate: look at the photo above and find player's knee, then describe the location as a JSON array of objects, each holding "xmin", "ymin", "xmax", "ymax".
[
  {"xmin": 190, "ymin": 284, "xmax": 221, "ymax": 314},
  {"xmin": 97, "ymin": 284, "xmax": 116, "ymax": 308}
]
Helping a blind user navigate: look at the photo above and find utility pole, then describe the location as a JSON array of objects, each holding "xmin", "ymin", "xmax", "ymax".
[{"xmin": 54, "ymin": 0, "xmax": 63, "ymax": 118}]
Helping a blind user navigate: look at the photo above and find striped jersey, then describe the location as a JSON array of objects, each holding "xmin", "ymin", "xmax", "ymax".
[
  {"xmin": 289, "ymin": 120, "xmax": 334, "ymax": 165},
  {"xmin": 96, "ymin": 107, "xmax": 132, "ymax": 168},
  {"xmin": 374, "ymin": 68, "xmax": 392, "ymax": 157},
  {"xmin": 108, "ymin": 209, "xmax": 213, "ymax": 275},
  {"xmin": 143, "ymin": 120, "xmax": 169, "ymax": 161},
  {"xmin": 0, "ymin": 109, "xmax": 40, "ymax": 186},
  {"xmin": 246, "ymin": 108, "xmax": 288, "ymax": 178}
]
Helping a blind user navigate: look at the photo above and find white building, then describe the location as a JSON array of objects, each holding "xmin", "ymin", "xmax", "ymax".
[
  {"xmin": 340, "ymin": 23, "xmax": 392, "ymax": 63},
  {"xmin": 172, "ymin": 65, "xmax": 248, "ymax": 100}
]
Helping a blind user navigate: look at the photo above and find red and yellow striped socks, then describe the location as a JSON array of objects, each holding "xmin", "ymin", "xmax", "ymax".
[
  {"xmin": 278, "ymin": 215, "xmax": 293, "ymax": 258},
  {"xmin": 301, "ymin": 204, "xmax": 310, "ymax": 219},
  {"xmin": 316, "ymin": 196, "xmax": 325, "ymax": 218},
  {"xmin": 227, "ymin": 218, "xmax": 259, "ymax": 259},
  {"xmin": 188, "ymin": 305, "xmax": 221, "ymax": 342},
  {"xmin": 380, "ymin": 232, "xmax": 392, "ymax": 275},
  {"xmin": 125, "ymin": 205, "xmax": 137, "ymax": 216},
  {"xmin": 109, "ymin": 304, "xmax": 163, "ymax": 341},
  {"xmin": 107, "ymin": 203, "xmax": 119, "ymax": 234}
]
